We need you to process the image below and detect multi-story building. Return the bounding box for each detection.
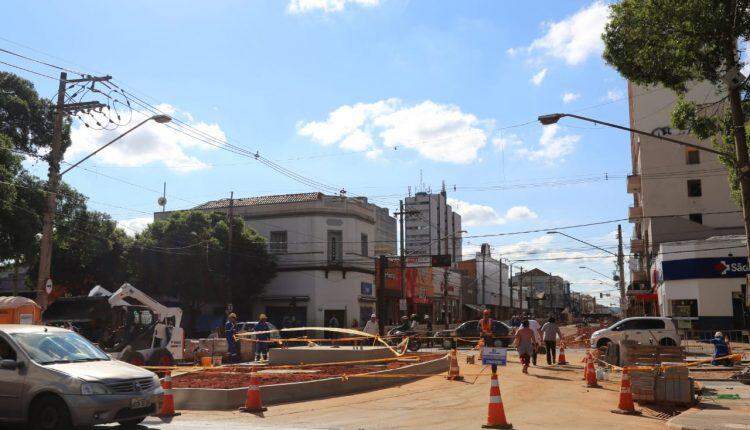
[455,244,509,318]
[155,192,396,328]
[510,268,570,318]
[626,82,744,315]
[404,189,462,261]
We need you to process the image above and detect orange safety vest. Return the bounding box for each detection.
[480,318,493,335]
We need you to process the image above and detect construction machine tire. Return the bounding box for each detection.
[120,347,146,366]
[147,348,174,366]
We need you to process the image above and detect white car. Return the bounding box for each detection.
[590,317,680,349]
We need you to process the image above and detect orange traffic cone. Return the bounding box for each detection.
[611,367,640,415]
[558,343,568,365]
[239,372,267,413]
[585,351,601,388]
[447,348,464,381]
[158,372,180,417]
[582,352,588,380]
[482,371,512,429]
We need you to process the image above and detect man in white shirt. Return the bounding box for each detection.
[527,317,542,366]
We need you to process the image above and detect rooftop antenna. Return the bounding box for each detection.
[418,169,424,193]
[407,185,412,197]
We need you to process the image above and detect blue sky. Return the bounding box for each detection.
[2,0,631,305]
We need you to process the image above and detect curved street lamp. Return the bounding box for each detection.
[61,114,172,175]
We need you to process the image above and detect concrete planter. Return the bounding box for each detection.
[173,353,449,410]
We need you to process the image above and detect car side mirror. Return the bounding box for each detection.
[0,359,20,370]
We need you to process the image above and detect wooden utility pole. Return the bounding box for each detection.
[226,191,235,313]
[35,72,109,309]
[617,224,626,313]
[399,200,406,316]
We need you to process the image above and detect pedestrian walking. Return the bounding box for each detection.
[328,314,340,344]
[514,320,537,374]
[526,317,542,366]
[363,313,379,345]
[253,314,271,362]
[540,317,563,365]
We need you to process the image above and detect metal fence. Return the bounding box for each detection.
[678,329,749,356]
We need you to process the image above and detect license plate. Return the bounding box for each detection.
[131,398,148,409]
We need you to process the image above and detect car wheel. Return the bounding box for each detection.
[121,348,146,366]
[596,338,611,349]
[30,395,71,430]
[147,348,174,366]
[659,337,677,346]
[118,416,147,428]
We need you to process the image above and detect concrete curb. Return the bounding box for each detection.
[173,353,449,410]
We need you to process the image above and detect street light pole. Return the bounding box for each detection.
[36,111,171,309]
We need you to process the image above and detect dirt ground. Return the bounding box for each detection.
[159,348,671,430]
[172,353,445,388]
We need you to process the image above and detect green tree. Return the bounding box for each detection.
[128,211,276,333]
[603,0,750,249]
[0,71,70,156]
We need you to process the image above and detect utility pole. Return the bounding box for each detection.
[481,246,486,309]
[226,191,235,313]
[498,256,503,317]
[398,200,406,316]
[377,255,387,334]
[443,267,449,329]
[36,72,109,309]
[508,263,514,314]
[617,224,626,313]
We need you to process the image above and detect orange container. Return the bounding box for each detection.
[200,356,213,367]
[0,296,41,324]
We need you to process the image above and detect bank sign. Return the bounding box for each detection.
[661,257,750,281]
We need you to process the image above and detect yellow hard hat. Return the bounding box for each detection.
[259,313,267,320]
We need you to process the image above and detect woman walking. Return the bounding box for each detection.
[514,320,537,374]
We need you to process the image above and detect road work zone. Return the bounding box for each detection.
[133,348,666,430]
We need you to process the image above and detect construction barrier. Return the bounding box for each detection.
[558,342,568,365]
[610,368,640,416]
[585,351,601,388]
[239,371,267,413]
[482,371,512,429]
[446,349,464,381]
[157,372,180,418]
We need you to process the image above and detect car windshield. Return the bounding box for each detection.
[11,331,110,364]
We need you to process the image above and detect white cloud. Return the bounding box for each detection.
[505,206,538,221]
[506,47,519,57]
[298,99,490,164]
[530,68,548,86]
[448,199,537,227]
[562,92,581,103]
[287,0,379,14]
[67,105,224,172]
[117,217,152,236]
[515,124,580,163]
[493,133,523,151]
[527,1,610,66]
[604,88,624,102]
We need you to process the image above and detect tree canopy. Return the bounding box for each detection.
[603,0,750,205]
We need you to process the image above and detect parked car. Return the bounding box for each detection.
[590,316,680,349]
[434,320,513,349]
[0,324,163,430]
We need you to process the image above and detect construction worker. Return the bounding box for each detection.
[479,309,497,372]
[253,314,271,362]
[699,331,731,366]
[225,313,239,363]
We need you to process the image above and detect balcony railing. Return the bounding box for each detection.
[626,174,641,194]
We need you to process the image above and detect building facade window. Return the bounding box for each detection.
[687,179,702,197]
[360,233,369,256]
[686,149,700,165]
[688,213,703,224]
[269,231,287,254]
[671,299,698,318]
[328,230,343,264]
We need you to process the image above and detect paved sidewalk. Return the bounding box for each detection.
[667,381,750,430]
